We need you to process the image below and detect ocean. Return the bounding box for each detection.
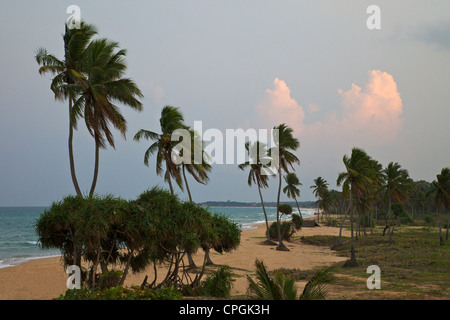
[0,206,316,269]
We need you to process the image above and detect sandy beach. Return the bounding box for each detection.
[0,221,349,300]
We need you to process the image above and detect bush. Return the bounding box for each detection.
[36,187,241,290]
[55,285,183,300]
[198,265,234,298]
[278,204,293,216]
[291,214,303,230]
[269,221,295,241]
[424,215,434,225]
[392,203,413,224]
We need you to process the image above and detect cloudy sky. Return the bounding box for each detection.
[0,1,449,206]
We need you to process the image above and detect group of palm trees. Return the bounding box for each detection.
[36,22,143,199]
[37,22,449,267]
[309,147,449,267]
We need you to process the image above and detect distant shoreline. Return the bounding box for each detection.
[200,201,317,208]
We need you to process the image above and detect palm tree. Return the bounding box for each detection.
[179,129,212,203]
[427,167,450,245]
[336,148,374,267]
[73,38,143,197]
[134,106,187,195]
[380,162,412,244]
[239,141,276,245]
[35,22,98,198]
[177,129,213,267]
[311,177,329,223]
[273,124,300,251]
[283,173,303,219]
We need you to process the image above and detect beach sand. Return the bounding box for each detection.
[0,221,350,300]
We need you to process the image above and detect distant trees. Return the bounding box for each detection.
[427,167,450,245]
[311,177,330,223]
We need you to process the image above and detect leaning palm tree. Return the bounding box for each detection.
[239,141,276,245]
[427,167,450,246]
[337,148,374,267]
[311,177,329,223]
[74,38,143,197]
[273,124,300,251]
[134,106,187,195]
[35,22,98,198]
[179,129,212,203]
[283,173,303,219]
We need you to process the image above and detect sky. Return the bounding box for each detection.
[0,1,449,206]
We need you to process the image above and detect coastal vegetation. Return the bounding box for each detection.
[34,20,449,300]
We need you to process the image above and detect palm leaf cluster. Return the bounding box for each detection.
[247,259,335,300]
[134,106,212,200]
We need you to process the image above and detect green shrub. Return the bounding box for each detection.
[291,214,303,230]
[199,266,234,298]
[392,203,413,224]
[424,215,434,224]
[55,285,183,300]
[278,204,293,216]
[269,221,295,241]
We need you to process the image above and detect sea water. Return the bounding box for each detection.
[0,206,316,268]
[0,207,59,269]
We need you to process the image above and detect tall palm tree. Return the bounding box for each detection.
[283,173,303,219]
[427,167,450,246]
[273,124,300,251]
[380,162,412,244]
[239,141,275,245]
[134,106,186,195]
[311,177,329,223]
[337,147,374,267]
[177,129,213,267]
[73,38,143,197]
[35,22,98,198]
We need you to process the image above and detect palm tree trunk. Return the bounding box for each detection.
[276,169,288,251]
[294,197,303,219]
[89,136,100,197]
[182,164,193,202]
[387,198,394,244]
[181,164,197,268]
[257,184,273,244]
[68,98,82,198]
[446,211,449,241]
[438,208,444,246]
[344,191,358,267]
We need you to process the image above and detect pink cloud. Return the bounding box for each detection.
[255,78,305,134]
[256,70,403,148]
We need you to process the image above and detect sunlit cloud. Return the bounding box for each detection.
[256,70,403,148]
[255,77,305,134]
